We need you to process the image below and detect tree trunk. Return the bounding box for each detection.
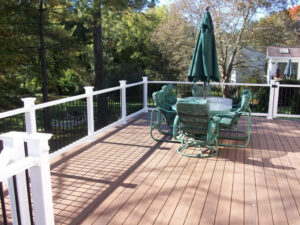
[39,0,51,132]
[93,7,107,129]
[93,11,105,90]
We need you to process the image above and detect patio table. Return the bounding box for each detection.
[172,96,233,115]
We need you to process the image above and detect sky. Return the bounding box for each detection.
[157,0,298,21]
[158,0,174,7]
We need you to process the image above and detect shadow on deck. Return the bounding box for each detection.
[2,113,300,225]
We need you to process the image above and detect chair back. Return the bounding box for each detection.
[192,85,212,97]
[192,86,204,97]
[162,84,177,105]
[206,85,213,96]
[153,90,169,110]
[152,89,176,126]
[176,99,210,135]
[237,90,252,113]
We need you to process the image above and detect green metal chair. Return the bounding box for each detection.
[173,99,219,158]
[150,84,177,142]
[217,90,252,148]
[192,85,212,97]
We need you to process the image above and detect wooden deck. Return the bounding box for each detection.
[3,113,300,224]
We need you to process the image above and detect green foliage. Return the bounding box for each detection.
[246,10,298,53]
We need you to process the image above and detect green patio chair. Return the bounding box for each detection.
[150,85,177,142]
[192,85,212,97]
[173,99,219,158]
[217,90,252,148]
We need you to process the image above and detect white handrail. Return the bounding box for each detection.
[34,94,87,110]
[0,108,27,119]
[126,81,143,88]
[0,156,39,182]
[278,84,300,88]
[148,80,270,87]
[93,86,121,96]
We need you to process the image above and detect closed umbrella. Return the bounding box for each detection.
[188,8,220,98]
[284,59,294,79]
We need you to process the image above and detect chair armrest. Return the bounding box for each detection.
[212,116,221,122]
[207,118,219,143]
[173,115,179,139]
[214,111,238,119]
[157,107,176,114]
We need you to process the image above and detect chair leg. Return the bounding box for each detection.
[150,110,179,143]
[218,114,251,148]
[177,140,218,158]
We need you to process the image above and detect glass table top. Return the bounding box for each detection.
[173,96,233,114]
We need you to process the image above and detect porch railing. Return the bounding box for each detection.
[1,77,300,157]
[0,132,54,225]
[1,77,300,224]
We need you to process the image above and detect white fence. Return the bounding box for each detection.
[1,77,300,157]
[0,132,54,225]
[1,77,300,224]
[148,80,300,119]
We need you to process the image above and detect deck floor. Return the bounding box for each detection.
[2,113,300,225]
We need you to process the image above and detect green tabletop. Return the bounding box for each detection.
[173,96,232,115]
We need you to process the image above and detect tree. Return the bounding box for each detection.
[76,0,158,90]
[174,0,298,94]
[151,5,195,80]
[246,10,299,53]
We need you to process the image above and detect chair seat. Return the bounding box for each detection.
[173,100,219,158]
[219,117,233,128]
[217,89,252,148]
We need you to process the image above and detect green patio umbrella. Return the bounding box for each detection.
[188,8,220,99]
[284,59,294,79]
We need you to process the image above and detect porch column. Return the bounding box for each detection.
[297,61,300,80]
[267,59,277,84]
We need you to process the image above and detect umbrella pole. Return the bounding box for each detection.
[204,82,207,99]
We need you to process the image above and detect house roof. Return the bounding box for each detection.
[267,46,300,58]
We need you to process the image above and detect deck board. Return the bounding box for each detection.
[2,113,300,225]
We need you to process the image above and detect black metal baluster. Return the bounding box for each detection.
[24,143,34,225]
[0,182,8,225]
[12,176,21,225]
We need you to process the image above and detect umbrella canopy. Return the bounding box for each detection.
[188,9,220,83]
[284,59,294,79]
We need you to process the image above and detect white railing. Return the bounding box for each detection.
[0,77,148,158]
[1,77,300,158]
[1,77,300,224]
[148,80,300,119]
[0,131,54,225]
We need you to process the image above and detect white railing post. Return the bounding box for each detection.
[267,80,275,119]
[143,77,148,112]
[119,80,127,124]
[25,133,54,225]
[22,97,37,134]
[84,86,95,141]
[273,82,280,118]
[1,132,31,225]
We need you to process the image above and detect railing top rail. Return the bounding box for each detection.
[126,81,143,88]
[93,86,121,96]
[148,80,271,87]
[0,156,39,182]
[35,94,87,110]
[278,84,300,88]
[0,108,27,119]
[148,81,192,84]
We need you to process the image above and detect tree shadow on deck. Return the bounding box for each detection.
[49,113,170,225]
[217,117,297,171]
